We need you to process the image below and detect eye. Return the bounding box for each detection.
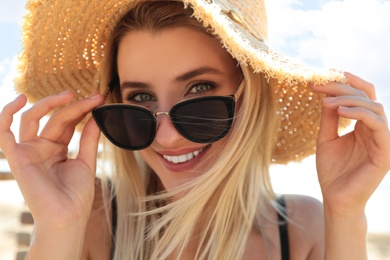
[126,92,156,103]
[188,82,215,94]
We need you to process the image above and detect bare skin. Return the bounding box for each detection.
[0,28,388,259]
[81,192,324,260]
[313,72,390,259]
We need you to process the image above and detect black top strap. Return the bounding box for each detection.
[276,196,290,260]
[110,195,117,259]
[110,194,290,259]
[109,180,117,260]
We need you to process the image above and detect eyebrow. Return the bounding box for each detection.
[120,81,148,90]
[120,66,223,90]
[175,66,223,82]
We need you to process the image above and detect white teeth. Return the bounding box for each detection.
[186,153,194,161]
[163,148,204,164]
[171,156,180,164]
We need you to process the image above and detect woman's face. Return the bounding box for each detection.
[117,27,241,190]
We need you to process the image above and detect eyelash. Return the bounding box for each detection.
[188,81,217,95]
[124,81,218,103]
[125,92,155,103]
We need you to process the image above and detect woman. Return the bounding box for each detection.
[0,0,389,259]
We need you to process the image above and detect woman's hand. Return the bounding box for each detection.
[312,72,390,259]
[0,91,104,259]
[313,72,390,215]
[0,91,104,228]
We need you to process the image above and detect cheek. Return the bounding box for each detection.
[137,148,164,174]
[138,149,154,164]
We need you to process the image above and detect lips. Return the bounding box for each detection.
[162,148,204,164]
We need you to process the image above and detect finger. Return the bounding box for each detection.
[0,95,27,153]
[323,96,385,116]
[338,105,390,168]
[311,82,369,100]
[337,106,387,132]
[77,116,101,174]
[344,72,377,100]
[19,91,74,142]
[39,93,104,144]
[317,96,340,145]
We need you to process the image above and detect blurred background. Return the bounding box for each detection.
[1,0,389,259]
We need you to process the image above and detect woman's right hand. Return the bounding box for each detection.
[0,91,104,229]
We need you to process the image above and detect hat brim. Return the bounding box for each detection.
[15,0,349,163]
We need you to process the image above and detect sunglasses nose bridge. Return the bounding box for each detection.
[153,111,173,126]
[154,111,170,118]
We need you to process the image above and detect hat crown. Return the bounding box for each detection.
[17,0,346,163]
[211,0,268,40]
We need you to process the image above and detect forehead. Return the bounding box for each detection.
[116,27,237,81]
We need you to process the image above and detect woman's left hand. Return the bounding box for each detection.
[312,72,390,216]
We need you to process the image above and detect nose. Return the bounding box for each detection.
[154,113,184,148]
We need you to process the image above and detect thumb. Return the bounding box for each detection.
[77,116,101,174]
[317,98,340,146]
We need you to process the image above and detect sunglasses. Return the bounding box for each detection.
[92,80,245,150]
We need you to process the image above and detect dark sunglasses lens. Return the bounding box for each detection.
[172,97,235,143]
[92,106,155,150]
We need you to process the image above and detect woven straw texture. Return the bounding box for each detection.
[14,0,348,163]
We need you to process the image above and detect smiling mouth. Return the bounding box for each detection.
[163,148,205,164]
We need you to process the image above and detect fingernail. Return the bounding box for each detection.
[309,83,325,88]
[58,90,71,95]
[88,94,101,100]
[323,97,337,103]
[338,106,349,111]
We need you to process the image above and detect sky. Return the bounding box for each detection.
[0,0,390,233]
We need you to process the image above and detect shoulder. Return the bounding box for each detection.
[284,194,325,259]
[284,194,323,220]
[81,179,113,260]
[284,194,324,233]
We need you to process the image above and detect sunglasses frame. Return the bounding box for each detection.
[93,79,245,150]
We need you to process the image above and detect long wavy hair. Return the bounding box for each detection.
[98,1,280,259]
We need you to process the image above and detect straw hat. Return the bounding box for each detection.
[15,0,348,163]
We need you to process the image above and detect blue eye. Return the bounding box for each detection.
[127,92,156,102]
[188,82,215,94]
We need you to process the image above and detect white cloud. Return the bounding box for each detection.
[0,56,18,107]
[0,0,25,23]
[309,0,390,77]
[266,0,390,107]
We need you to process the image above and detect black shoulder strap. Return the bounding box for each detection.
[109,179,117,260]
[276,196,290,260]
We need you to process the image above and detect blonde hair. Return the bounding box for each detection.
[98,1,280,259]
